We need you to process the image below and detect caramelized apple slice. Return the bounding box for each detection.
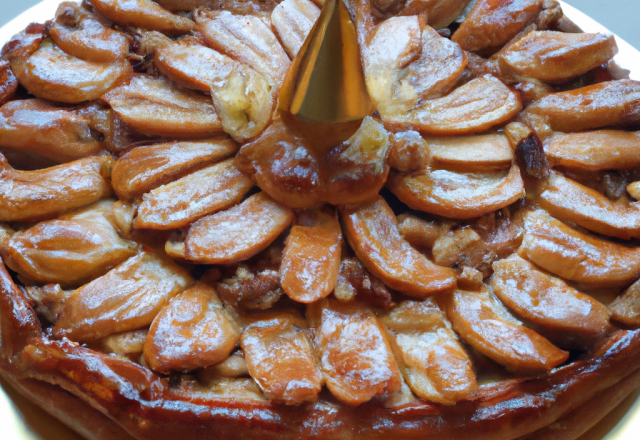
[54,251,194,343]
[144,283,240,374]
[280,208,342,303]
[410,0,472,30]
[380,299,478,405]
[307,298,402,406]
[0,60,18,105]
[497,32,617,83]
[272,0,320,58]
[452,0,544,54]
[237,118,325,209]
[150,34,275,142]
[0,99,103,163]
[196,11,290,86]
[387,163,525,219]
[241,311,323,404]
[386,75,522,135]
[545,130,640,171]
[427,134,514,171]
[522,80,640,132]
[444,288,569,374]
[325,117,391,205]
[3,200,138,287]
[49,2,129,62]
[610,279,640,327]
[103,75,222,138]
[0,154,113,223]
[491,255,612,348]
[539,171,640,240]
[340,196,456,297]
[10,38,132,104]
[112,139,238,200]
[88,0,195,35]
[365,17,467,117]
[135,159,254,230]
[183,192,294,265]
[519,211,640,287]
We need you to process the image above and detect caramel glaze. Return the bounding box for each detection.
[2,260,640,440]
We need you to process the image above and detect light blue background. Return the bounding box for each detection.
[0,0,639,49]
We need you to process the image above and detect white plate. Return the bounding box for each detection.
[0,1,639,439]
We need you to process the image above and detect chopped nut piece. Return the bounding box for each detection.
[272,0,321,58]
[433,227,496,276]
[387,163,525,219]
[522,80,640,133]
[54,251,194,343]
[281,208,342,303]
[307,298,402,406]
[539,171,640,240]
[103,75,222,138]
[491,254,612,348]
[217,266,283,311]
[112,200,137,238]
[452,0,544,54]
[144,283,240,373]
[387,75,522,135]
[4,200,138,288]
[628,182,640,201]
[0,154,114,223]
[397,213,443,250]
[381,299,478,405]
[443,288,569,374]
[519,211,640,287]
[90,329,148,361]
[198,352,249,382]
[89,0,195,35]
[387,131,429,173]
[610,279,640,327]
[242,311,323,404]
[497,31,618,83]
[10,38,132,104]
[545,131,640,171]
[0,99,104,163]
[135,159,254,230]
[341,196,457,298]
[184,192,294,265]
[365,17,467,117]
[457,267,484,291]
[196,10,290,86]
[336,257,395,309]
[23,284,72,324]
[50,2,129,62]
[427,134,514,172]
[112,139,237,200]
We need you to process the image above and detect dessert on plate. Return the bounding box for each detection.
[0,0,640,439]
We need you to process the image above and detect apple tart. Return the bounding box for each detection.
[1,0,640,439]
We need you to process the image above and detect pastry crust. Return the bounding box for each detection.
[2,261,640,439]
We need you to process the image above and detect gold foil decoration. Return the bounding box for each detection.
[279,0,374,151]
